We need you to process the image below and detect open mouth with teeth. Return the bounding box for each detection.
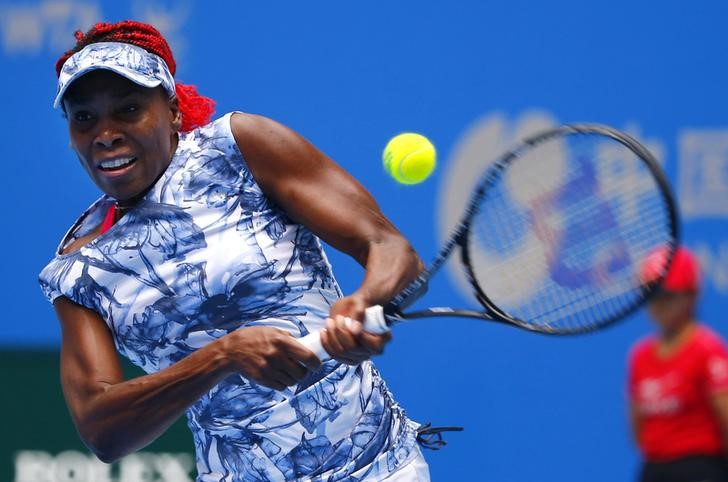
[98,157,137,172]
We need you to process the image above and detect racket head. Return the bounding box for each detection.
[458,124,678,334]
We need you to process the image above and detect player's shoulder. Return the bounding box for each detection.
[692,324,728,351]
[228,112,306,164]
[628,335,657,363]
[229,111,279,135]
[195,111,246,136]
[229,112,276,146]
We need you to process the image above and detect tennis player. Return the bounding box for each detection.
[39,20,430,481]
[628,246,728,482]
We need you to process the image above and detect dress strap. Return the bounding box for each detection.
[99,203,118,234]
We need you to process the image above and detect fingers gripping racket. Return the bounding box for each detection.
[299,124,679,360]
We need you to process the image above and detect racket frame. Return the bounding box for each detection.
[382,124,680,335]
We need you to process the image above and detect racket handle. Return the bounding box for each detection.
[297,330,329,361]
[361,305,391,334]
[297,305,391,361]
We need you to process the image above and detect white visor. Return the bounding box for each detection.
[54,41,176,109]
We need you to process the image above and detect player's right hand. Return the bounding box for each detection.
[222,326,321,390]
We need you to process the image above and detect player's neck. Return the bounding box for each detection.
[657,321,696,357]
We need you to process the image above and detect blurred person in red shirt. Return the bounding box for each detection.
[628,246,728,482]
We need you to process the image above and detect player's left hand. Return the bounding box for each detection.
[320,294,392,365]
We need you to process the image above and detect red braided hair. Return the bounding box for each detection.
[55,20,215,132]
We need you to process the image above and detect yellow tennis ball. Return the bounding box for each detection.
[382,133,437,184]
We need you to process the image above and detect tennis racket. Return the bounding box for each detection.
[299,124,679,360]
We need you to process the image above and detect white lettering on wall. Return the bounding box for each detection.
[13,450,194,482]
[0,1,101,54]
[694,241,728,294]
[0,1,189,56]
[678,129,728,218]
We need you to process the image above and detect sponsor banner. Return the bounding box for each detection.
[1,350,195,481]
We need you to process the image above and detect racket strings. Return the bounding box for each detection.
[541,207,668,327]
[536,212,664,327]
[466,133,673,332]
[512,195,668,330]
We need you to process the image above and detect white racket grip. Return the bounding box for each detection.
[297,305,391,361]
[362,305,390,334]
[297,330,329,361]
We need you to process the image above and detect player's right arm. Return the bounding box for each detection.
[709,392,728,450]
[628,402,642,445]
[626,346,643,447]
[703,338,728,448]
[54,296,320,463]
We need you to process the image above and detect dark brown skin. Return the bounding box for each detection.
[56,70,422,462]
[63,71,181,204]
[629,290,728,452]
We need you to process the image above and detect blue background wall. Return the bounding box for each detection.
[2,1,728,480]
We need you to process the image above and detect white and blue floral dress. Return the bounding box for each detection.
[39,113,423,482]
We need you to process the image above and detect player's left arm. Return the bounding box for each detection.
[628,402,642,446]
[626,350,643,446]
[704,338,728,448]
[230,113,423,364]
[710,392,728,451]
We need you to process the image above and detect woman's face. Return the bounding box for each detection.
[647,290,697,334]
[62,70,181,202]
